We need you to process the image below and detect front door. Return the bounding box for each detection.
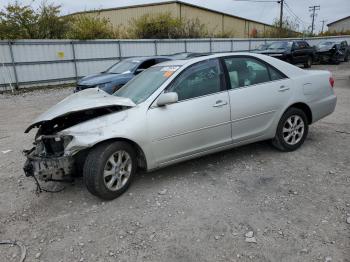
[147,59,231,166]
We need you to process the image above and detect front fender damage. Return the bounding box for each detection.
[23,102,131,183]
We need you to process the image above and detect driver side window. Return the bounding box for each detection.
[167,59,222,101]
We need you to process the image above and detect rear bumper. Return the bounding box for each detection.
[23,149,75,181]
[310,94,337,123]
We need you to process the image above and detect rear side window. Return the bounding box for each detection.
[224,57,270,88]
[168,59,222,101]
[224,57,286,88]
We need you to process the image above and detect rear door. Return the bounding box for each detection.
[222,56,291,142]
[147,59,231,165]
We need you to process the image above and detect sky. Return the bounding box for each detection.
[1,0,350,33]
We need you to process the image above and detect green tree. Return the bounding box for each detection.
[37,2,70,39]
[129,12,208,39]
[0,1,69,39]
[0,1,39,39]
[66,15,118,40]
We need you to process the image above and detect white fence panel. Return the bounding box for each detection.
[157,41,185,55]
[16,62,75,82]
[212,40,232,52]
[12,43,73,62]
[1,35,349,89]
[232,40,249,51]
[0,44,12,63]
[0,65,15,85]
[120,41,155,57]
[75,42,120,59]
[186,40,210,53]
[77,60,118,77]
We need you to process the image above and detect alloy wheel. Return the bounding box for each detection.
[103,150,132,191]
[282,115,305,145]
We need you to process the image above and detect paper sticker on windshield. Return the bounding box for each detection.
[163,71,174,78]
[161,66,179,72]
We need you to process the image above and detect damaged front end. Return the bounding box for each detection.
[23,88,136,183]
[23,135,75,181]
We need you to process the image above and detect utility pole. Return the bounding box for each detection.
[320,19,327,33]
[279,0,284,30]
[309,5,320,35]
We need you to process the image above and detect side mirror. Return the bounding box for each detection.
[156,92,178,107]
[135,68,145,75]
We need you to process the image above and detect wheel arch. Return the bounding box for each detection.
[84,137,148,170]
[286,102,313,124]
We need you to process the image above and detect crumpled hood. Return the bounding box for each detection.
[78,72,132,86]
[25,88,136,133]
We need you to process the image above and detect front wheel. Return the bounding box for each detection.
[83,141,137,200]
[304,56,312,68]
[272,108,309,152]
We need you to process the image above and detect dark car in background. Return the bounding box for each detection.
[254,40,315,68]
[75,56,171,94]
[252,43,269,51]
[315,41,349,64]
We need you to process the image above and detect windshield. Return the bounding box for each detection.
[114,65,180,104]
[106,60,139,74]
[317,42,335,47]
[268,42,292,50]
[256,44,268,50]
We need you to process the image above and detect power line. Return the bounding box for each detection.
[309,5,320,35]
[283,1,307,26]
[232,0,283,30]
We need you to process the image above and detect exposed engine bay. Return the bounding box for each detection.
[24,105,128,182]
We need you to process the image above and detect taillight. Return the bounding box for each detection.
[329,76,335,88]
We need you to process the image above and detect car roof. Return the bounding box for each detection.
[124,56,172,62]
[154,52,305,78]
[155,52,260,67]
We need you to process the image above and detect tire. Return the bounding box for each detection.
[272,108,309,152]
[304,56,312,68]
[83,141,137,200]
[345,53,349,62]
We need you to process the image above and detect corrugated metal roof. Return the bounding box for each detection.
[66,0,272,27]
[327,16,350,26]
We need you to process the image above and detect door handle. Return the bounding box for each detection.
[213,100,228,107]
[279,85,290,92]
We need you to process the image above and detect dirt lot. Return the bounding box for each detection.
[0,63,349,262]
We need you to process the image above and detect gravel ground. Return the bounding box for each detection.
[0,63,349,262]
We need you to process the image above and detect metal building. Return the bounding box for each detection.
[327,16,350,33]
[69,0,273,38]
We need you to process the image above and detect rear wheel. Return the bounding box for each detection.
[272,108,309,152]
[83,141,137,200]
[304,56,312,68]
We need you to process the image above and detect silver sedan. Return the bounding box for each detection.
[24,53,337,200]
